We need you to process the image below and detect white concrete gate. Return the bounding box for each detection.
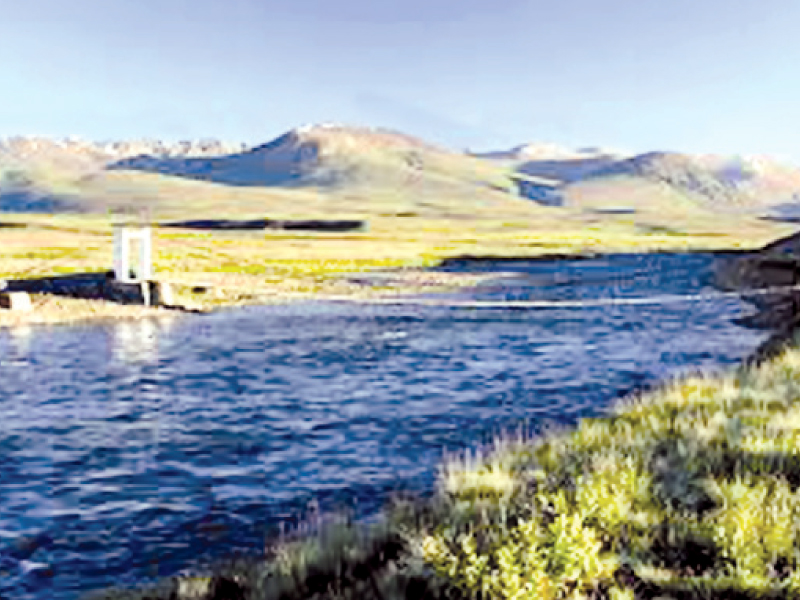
[113,224,153,283]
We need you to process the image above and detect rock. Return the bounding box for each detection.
[170,575,246,600]
[0,291,32,311]
[712,235,800,335]
[734,302,799,329]
[155,281,175,307]
[713,254,799,293]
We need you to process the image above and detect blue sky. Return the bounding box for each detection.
[1,0,799,159]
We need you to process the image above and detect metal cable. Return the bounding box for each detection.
[319,282,800,309]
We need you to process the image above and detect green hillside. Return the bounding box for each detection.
[5,126,800,224]
[0,126,532,219]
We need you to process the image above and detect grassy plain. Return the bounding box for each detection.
[0,202,794,328]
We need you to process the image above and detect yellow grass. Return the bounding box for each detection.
[0,207,794,327]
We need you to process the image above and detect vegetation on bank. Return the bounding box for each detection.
[0,210,793,324]
[80,330,800,600]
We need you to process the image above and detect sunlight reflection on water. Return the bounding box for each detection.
[0,253,770,600]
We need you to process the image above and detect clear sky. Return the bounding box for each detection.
[1,0,799,159]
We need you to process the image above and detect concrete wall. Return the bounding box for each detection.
[4,272,174,307]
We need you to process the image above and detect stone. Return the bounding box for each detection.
[153,281,175,307]
[0,291,32,312]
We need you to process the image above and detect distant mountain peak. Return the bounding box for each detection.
[294,122,346,133]
[0,136,249,159]
[278,123,447,156]
[472,142,632,162]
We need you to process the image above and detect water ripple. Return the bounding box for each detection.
[0,253,769,600]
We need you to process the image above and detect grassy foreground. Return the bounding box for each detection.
[81,331,800,600]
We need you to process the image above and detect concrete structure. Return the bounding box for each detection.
[104,279,174,307]
[110,224,176,307]
[113,224,153,283]
[3,222,178,310]
[155,280,175,306]
[3,272,176,309]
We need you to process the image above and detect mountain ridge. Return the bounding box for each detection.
[2,124,800,217]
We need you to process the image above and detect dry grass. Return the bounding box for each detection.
[0,207,793,327]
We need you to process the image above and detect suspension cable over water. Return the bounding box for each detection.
[317,282,800,309]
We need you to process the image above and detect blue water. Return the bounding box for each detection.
[0,253,766,599]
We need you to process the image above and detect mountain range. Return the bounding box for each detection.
[2,124,800,219]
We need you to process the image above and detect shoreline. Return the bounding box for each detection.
[435,247,754,266]
[0,269,501,330]
[0,248,757,330]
